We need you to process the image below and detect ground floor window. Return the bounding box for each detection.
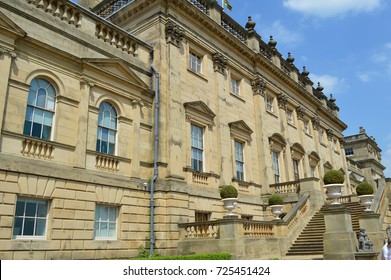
[13,198,48,239]
[94,205,118,240]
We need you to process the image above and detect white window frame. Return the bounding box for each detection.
[231,77,240,96]
[94,205,118,240]
[189,51,202,74]
[13,198,49,240]
[272,151,280,184]
[191,124,204,172]
[287,109,293,124]
[266,96,274,112]
[23,78,56,141]
[234,140,245,181]
[96,102,118,155]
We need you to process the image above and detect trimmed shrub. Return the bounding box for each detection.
[219,185,238,199]
[268,193,284,205]
[323,169,345,185]
[356,182,374,196]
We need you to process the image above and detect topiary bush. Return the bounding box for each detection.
[323,169,345,185]
[219,185,238,199]
[356,182,374,196]
[268,193,284,205]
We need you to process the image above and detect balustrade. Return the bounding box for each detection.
[96,154,119,171]
[21,138,54,159]
[27,0,82,28]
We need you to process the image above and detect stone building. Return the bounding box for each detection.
[344,127,385,190]
[0,0,389,260]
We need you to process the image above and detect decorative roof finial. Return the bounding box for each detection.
[268,35,277,49]
[245,16,256,31]
[302,66,309,77]
[286,52,295,64]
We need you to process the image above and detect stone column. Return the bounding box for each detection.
[322,205,357,259]
[359,212,384,259]
[0,48,16,150]
[73,80,93,168]
[165,20,185,181]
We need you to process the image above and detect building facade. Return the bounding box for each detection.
[0,0,388,260]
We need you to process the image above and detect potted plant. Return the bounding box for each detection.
[219,185,238,217]
[356,182,374,212]
[323,169,345,205]
[268,193,284,220]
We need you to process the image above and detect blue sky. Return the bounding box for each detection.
[73,0,391,177]
[222,0,391,177]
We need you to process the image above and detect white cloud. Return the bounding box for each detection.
[260,20,303,47]
[283,0,382,18]
[309,73,348,95]
[356,71,378,82]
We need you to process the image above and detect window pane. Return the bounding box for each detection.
[33,108,44,124]
[13,218,23,236]
[108,208,116,221]
[42,126,51,140]
[43,112,53,126]
[36,89,47,108]
[25,201,37,217]
[108,143,115,155]
[23,121,32,136]
[35,219,46,235]
[37,203,48,217]
[25,106,33,121]
[15,201,25,216]
[32,122,42,138]
[27,91,36,106]
[23,218,35,235]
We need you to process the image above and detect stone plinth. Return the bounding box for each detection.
[359,212,383,259]
[322,205,357,260]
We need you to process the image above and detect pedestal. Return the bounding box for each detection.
[322,205,357,260]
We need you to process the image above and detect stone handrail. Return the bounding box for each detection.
[96,153,119,171]
[221,12,247,43]
[26,0,82,28]
[270,180,300,194]
[22,138,54,159]
[179,221,220,239]
[188,0,210,15]
[242,221,274,237]
[95,23,139,55]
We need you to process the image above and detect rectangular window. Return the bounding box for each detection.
[235,141,244,181]
[191,124,204,172]
[195,211,211,222]
[310,166,316,177]
[293,159,300,181]
[304,120,310,134]
[266,97,274,112]
[231,77,240,95]
[189,51,202,73]
[319,129,324,143]
[272,151,280,184]
[287,110,293,124]
[345,147,354,156]
[94,205,117,240]
[13,198,48,239]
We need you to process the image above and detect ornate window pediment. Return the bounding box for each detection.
[308,151,320,167]
[184,101,215,129]
[269,133,286,152]
[291,143,305,160]
[229,120,253,142]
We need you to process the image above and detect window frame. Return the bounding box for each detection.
[94,205,118,240]
[234,140,245,181]
[272,151,280,184]
[189,51,202,74]
[23,78,56,141]
[96,101,118,155]
[13,198,49,240]
[191,123,204,172]
[345,147,354,156]
[231,76,241,96]
[266,96,274,112]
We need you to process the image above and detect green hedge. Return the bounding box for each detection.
[135,253,231,260]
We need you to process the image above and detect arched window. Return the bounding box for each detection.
[23,78,56,140]
[96,102,117,155]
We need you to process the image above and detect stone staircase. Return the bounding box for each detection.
[285,202,366,257]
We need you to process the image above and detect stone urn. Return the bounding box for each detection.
[358,195,374,212]
[270,204,284,220]
[221,198,238,217]
[323,183,344,205]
